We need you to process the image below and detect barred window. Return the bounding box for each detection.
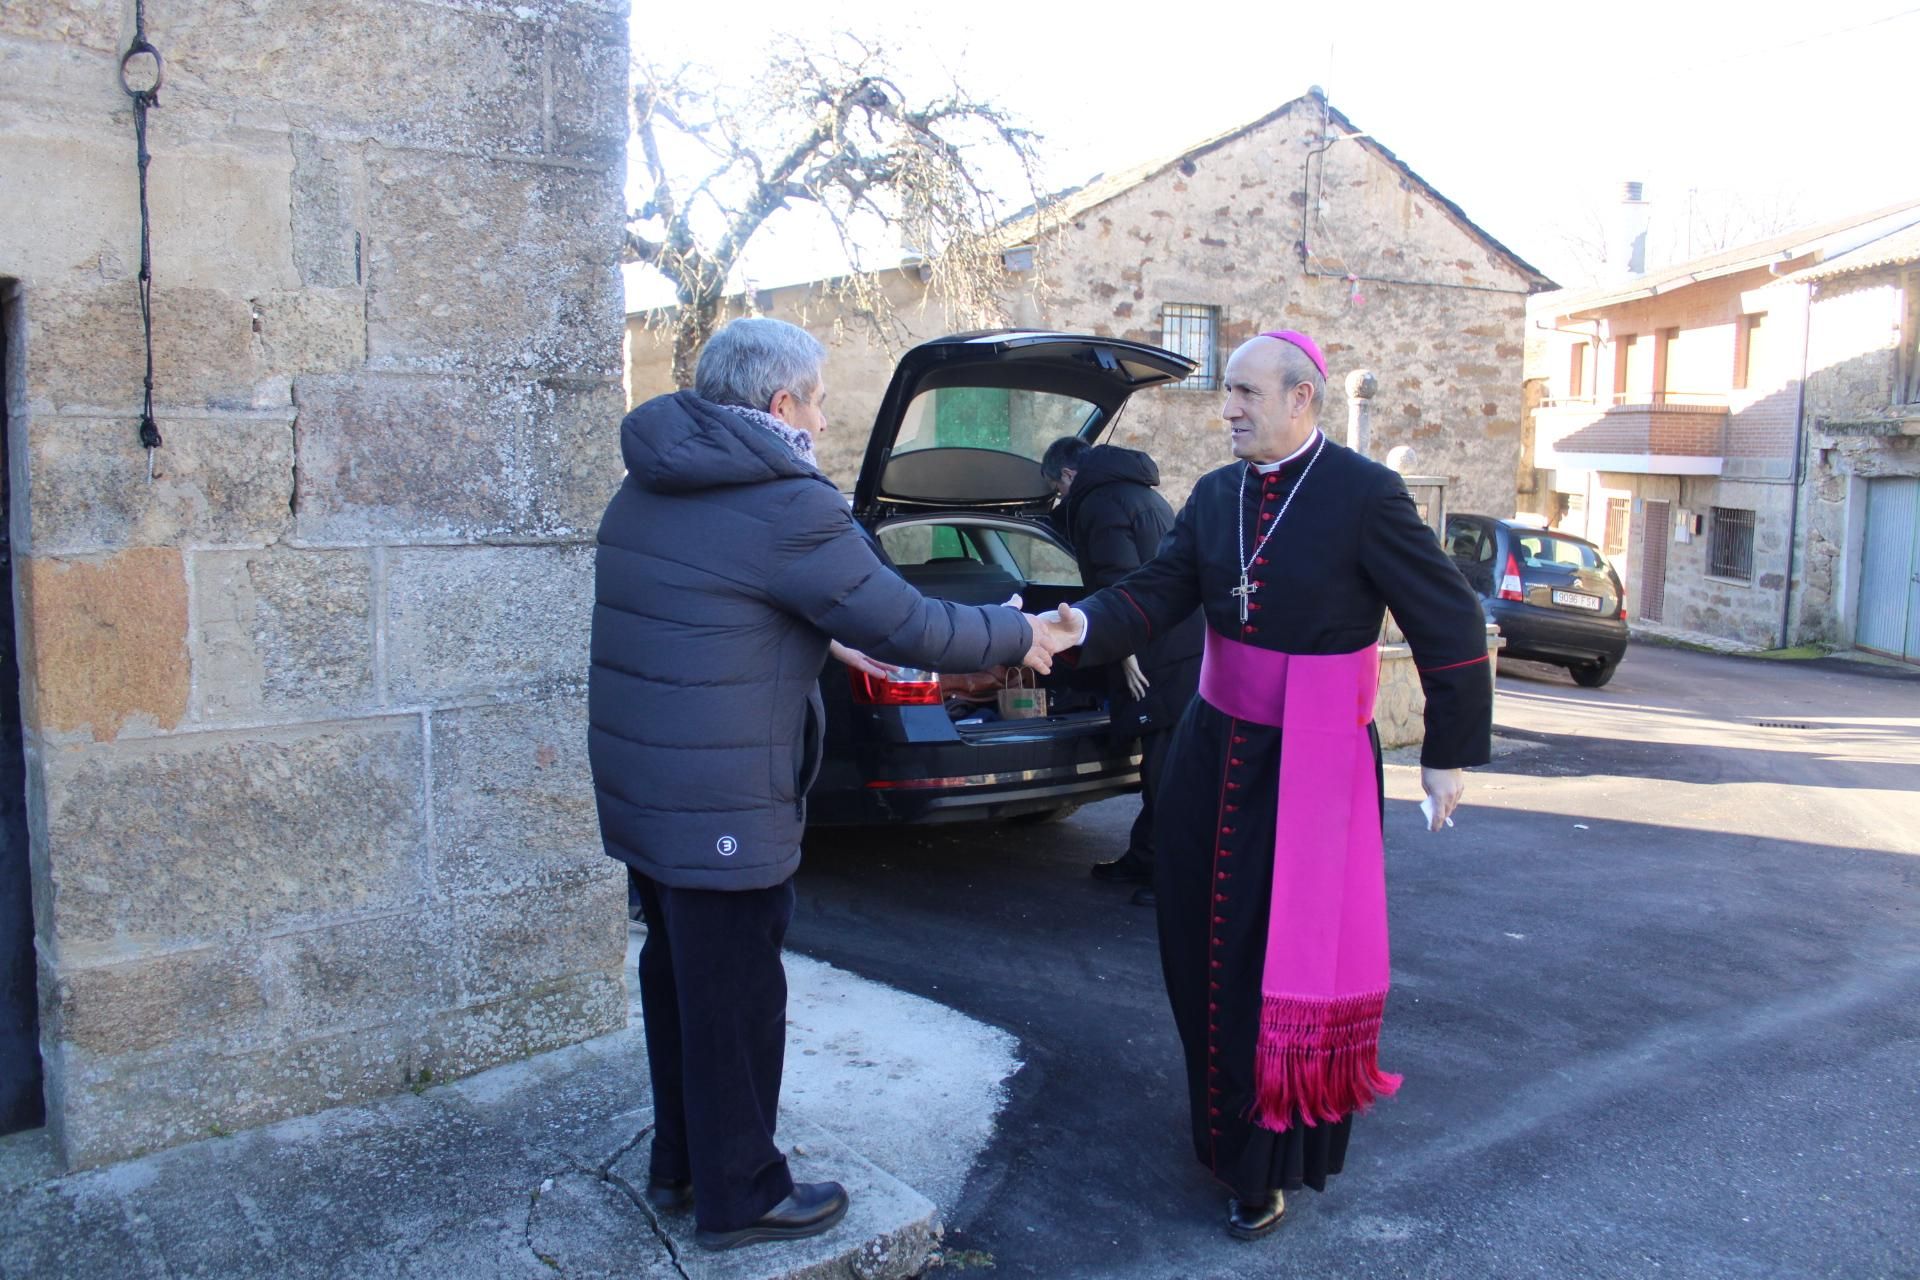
[1160,303,1219,389]
[1708,507,1755,582]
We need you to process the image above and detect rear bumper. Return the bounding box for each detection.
[809,710,1142,825]
[1489,602,1628,666]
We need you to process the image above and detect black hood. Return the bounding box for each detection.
[1071,444,1160,494]
[620,390,817,494]
[1063,445,1160,527]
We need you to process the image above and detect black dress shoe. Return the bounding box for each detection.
[643,1175,692,1213]
[1227,1190,1286,1240]
[1130,886,1157,907]
[694,1181,850,1252]
[1091,853,1151,883]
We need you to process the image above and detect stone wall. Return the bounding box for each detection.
[628,96,1543,518]
[1794,267,1920,647]
[2,0,630,1167]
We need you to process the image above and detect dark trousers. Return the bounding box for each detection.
[629,869,797,1233]
[1125,726,1174,869]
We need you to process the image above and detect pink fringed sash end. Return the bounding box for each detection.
[1252,991,1402,1131]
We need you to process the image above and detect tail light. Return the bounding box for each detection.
[1498,552,1525,602]
[848,667,942,706]
[1617,582,1628,621]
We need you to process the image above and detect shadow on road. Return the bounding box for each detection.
[789,795,1920,1279]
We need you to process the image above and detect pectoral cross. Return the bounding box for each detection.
[1232,573,1259,623]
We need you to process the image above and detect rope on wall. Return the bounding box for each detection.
[119,0,165,482]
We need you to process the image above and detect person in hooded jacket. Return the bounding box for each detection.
[1041,436,1203,907]
[591,318,1072,1252]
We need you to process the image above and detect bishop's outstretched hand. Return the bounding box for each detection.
[1021,603,1086,674]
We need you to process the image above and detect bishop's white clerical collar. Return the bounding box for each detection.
[1252,430,1322,474]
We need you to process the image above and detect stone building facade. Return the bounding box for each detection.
[1527,202,1920,655]
[627,93,1554,518]
[1,0,631,1166]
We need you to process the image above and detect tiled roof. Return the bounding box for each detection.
[1787,218,1920,281]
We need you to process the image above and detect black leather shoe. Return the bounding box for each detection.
[643,1175,692,1213]
[1130,886,1157,907]
[1091,853,1151,883]
[694,1181,850,1252]
[1227,1190,1286,1240]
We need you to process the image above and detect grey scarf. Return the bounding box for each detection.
[724,404,819,471]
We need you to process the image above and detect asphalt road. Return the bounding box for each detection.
[787,644,1920,1279]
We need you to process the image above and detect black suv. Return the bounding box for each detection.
[806,331,1195,825]
[1443,515,1629,688]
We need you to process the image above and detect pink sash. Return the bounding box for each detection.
[1198,629,1401,1131]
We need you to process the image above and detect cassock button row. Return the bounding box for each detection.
[1229,757,1244,767]
[1225,803,1239,812]
[1243,625,1256,635]
[1232,735,1247,745]
[1256,557,1268,566]
[1249,602,1262,611]
[1226,782,1242,791]
[1215,894,1227,903]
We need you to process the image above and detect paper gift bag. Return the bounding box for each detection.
[996,668,1048,719]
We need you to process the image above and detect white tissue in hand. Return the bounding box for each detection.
[1420,795,1455,829]
[1002,593,1024,610]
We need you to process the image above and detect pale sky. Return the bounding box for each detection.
[623,0,1917,309]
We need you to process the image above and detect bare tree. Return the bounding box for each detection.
[626,38,1046,387]
[1669,185,1804,259]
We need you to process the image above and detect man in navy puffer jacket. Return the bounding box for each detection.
[589,317,1069,1252]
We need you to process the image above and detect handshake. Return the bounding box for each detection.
[1020,603,1085,675]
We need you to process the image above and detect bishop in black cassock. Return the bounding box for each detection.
[1059,331,1492,1240]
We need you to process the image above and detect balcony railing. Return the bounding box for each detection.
[1534,393,1730,474]
[1542,390,1730,410]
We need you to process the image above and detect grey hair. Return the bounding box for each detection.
[694,317,826,412]
[1271,342,1326,420]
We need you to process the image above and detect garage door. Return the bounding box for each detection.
[1858,477,1920,662]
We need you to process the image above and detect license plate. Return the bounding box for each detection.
[1551,589,1602,610]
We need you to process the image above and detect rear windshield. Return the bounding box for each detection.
[878,521,1082,603]
[892,387,1098,461]
[1511,531,1605,571]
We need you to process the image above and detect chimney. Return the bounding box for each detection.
[1617,180,1650,278]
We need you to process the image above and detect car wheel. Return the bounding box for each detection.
[1008,803,1081,825]
[1570,658,1617,688]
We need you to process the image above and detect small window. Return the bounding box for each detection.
[1161,304,1219,390]
[1708,507,1755,582]
[1901,273,1919,405]
[1734,313,1765,391]
[1568,342,1587,400]
[1613,333,1636,398]
[1602,496,1630,557]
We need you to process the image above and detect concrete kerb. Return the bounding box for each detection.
[0,923,1021,1280]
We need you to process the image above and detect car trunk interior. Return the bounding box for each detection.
[890,549,1110,727]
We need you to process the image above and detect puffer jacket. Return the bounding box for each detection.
[1060,445,1203,737]
[589,391,1033,890]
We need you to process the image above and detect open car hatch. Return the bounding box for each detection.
[851,331,1195,518]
